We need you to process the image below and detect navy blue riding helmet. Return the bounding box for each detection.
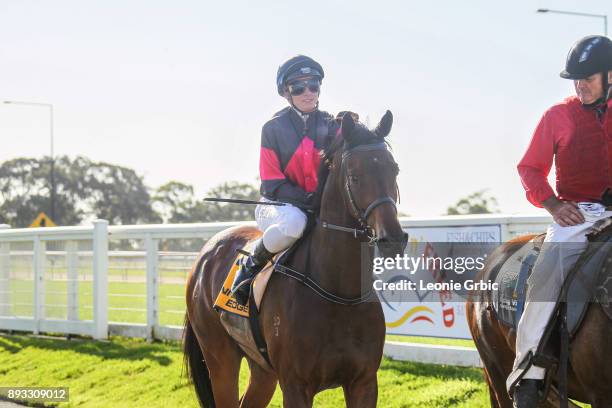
[560,35,612,80]
[276,55,324,96]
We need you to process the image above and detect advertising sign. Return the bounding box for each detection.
[381,224,501,339]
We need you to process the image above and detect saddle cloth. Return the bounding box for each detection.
[493,225,612,337]
[213,241,286,317]
[211,242,291,368]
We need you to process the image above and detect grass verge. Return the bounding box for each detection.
[0,334,489,407]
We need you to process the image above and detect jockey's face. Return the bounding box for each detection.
[574,73,604,104]
[285,75,320,113]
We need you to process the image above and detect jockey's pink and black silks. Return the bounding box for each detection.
[259,107,339,205]
[517,96,612,207]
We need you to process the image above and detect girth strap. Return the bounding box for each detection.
[247,284,273,367]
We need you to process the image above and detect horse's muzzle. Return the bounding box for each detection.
[376,232,408,258]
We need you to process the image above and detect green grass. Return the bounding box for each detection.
[385,334,476,348]
[0,334,490,407]
[7,279,185,326]
[7,279,478,349]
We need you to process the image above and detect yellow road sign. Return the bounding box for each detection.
[30,212,56,228]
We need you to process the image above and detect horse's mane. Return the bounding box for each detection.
[312,123,389,213]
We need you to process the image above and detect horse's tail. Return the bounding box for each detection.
[183,314,215,408]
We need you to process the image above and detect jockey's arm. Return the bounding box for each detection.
[518,106,571,206]
[518,105,584,226]
[259,144,311,208]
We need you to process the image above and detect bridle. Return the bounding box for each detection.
[320,142,398,244]
[274,142,401,306]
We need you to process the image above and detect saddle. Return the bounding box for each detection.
[212,215,317,368]
[212,242,288,368]
[492,217,612,336]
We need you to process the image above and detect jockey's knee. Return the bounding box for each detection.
[278,209,307,239]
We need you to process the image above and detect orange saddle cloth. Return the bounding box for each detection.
[213,242,280,317]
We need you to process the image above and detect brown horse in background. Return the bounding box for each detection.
[183,111,407,407]
[467,234,612,408]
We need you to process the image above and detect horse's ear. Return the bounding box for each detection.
[341,111,356,142]
[374,110,393,138]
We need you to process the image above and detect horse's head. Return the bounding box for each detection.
[320,110,407,257]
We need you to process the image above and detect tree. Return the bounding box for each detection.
[198,181,260,222]
[446,189,499,215]
[152,180,260,223]
[0,157,84,227]
[151,180,259,251]
[0,156,159,226]
[0,155,259,227]
[81,159,160,225]
[152,181,198,223]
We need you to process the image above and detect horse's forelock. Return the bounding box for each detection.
[312,123,391,213]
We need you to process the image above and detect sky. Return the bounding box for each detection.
[1,0,611,219]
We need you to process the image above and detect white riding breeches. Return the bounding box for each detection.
[255,198,308,253]
[509,202,612,386]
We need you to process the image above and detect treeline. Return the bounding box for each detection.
[0,156,259,227]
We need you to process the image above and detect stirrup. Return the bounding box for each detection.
[232,279,252,307]
[230,256,262,305]
[230,261,253,293]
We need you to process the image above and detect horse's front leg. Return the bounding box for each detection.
[280,383,315,408]
[343,374,378,408]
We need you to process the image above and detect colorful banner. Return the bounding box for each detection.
[382,224,501,339]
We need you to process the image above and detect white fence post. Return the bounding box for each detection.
[0,225,11,316]
[145,235,159,341]
[33,236,46,334]
[66,241,79,321]
[92,220,108,340]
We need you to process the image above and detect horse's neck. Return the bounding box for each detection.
[306,174,372,297]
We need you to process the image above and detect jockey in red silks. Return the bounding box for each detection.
[509,35,612,407]
[230,55,340,306]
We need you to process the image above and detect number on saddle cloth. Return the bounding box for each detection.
[492,242,541,329]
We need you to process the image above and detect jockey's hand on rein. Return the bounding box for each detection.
[301,192,317,211]
[543,196,585,227]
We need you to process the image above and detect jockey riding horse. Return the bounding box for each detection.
[510,35,612,407]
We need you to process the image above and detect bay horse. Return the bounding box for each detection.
[467,233,612,407]
[184,111,407,407]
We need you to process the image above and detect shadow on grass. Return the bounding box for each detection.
[0,336,23,354]
[0,334,174,366]
[381,357,484,382]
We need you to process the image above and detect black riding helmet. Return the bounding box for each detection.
[560,35,612,80]
[276,55,324,96]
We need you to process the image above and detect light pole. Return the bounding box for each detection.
[537,8,608,36]
[3,101,56,221]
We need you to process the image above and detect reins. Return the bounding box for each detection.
[273,141,398,306]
